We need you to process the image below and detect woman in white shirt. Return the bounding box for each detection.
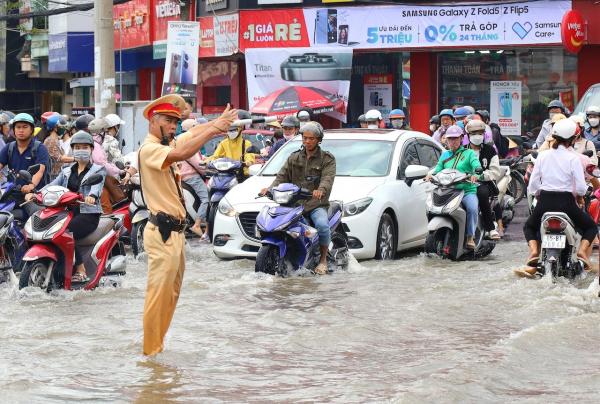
[523,119,597,270]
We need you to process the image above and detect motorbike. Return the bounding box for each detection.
[499,154,526,204]
[126,173,149,258]
[254,183,349,276]
[423,167,496,260]
[17,170,127,292]
[494,163,516,227]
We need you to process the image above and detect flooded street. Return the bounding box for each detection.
[2,204,600,403]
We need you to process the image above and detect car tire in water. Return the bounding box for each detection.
[207,203,217,243]
[375,213,396,260]
[19,258,54,292]
[131,220,147,258]
[255,244,284,276]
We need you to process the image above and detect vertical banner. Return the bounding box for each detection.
[490,81,522,137]
[364,75,392,123]
[162,21,200,98]
[198,13,239,58]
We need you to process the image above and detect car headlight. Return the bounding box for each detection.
[436,172,455,186]
[442,195,462,213]
[218,199,236,217]
[344,198,372,216]
[225,177,238,188]
[273,190,293,204]
[24,218,32,238]
[44,218,67,239]
[42,192,60,207]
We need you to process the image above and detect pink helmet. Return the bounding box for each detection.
[445,125,464,138]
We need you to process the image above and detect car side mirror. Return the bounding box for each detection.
[248,164,262,176]
[28,164,40,176]
[19,170,33,184]
[404,165,429,187]
[80,173,104,187]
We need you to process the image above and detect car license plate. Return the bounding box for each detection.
[542,235,566,248]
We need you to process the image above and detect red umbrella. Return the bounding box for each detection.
[250,86,345,118]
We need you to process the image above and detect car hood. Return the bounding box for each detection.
[224,175,387,211]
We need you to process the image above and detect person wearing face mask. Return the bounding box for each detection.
[534,100,565,148]
[583,106,600,154]
[364,109,383,129]
[453,107,470,132]
[426,125,482,250]
[105,113,125,139]
[466,120,501,240]
[432,109,455,145]
[358,114,367,128]
[26,131,106,283]
[265,116,299,161]
[43,114,69,180]
[569,115,598,166]
[204,109,256,178]
[389,109,411,130]
[88,117,122,166]
[429,115,440,135]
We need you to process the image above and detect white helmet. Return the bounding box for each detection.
[552,119,579,140]
[365,109,382,122]
[181,118,198,132]
[568,115,585,127]
[465,119,486,134]
[105,113,125,128]
[464,106,475,115]
[296,110,311,122]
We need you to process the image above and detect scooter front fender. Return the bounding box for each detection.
[23,244,58,261]
[132,209,149,224]
[428,216,453,232]
[210,191,226,203]
[261,237,287,258]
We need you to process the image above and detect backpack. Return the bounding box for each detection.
[490,123,509,158]
[8,140,51,186]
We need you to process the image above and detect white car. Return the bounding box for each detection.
[212,129,444,260]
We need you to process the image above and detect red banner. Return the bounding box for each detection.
[113,0,151,49]
[152,0,181,44]
[199,17,215,58]
[239,9,309,51]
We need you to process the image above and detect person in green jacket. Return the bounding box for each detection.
[426,125,482,249]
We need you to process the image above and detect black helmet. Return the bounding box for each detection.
[429,115,440,125]
[358,114,366,123]
[299,121,324,138]
[70,131,95,148]
[547,100,565,113]
[237,109,251,120]
[297,106,315,122]
[75,114,95,131]
[476,109,490,122]
[281,115,300,128]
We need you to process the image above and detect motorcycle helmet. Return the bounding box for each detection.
[105,113,125,128]
[237,109,251,121]
[547,99,565,113]
[75,114,95,131]
[550,113,566,124]
[41,111,58,124]
[465,119,486,134]
[429,115,441,125]
[439,109,454,119]
[298,121,324,138]
[365,109,383,122]
[11,113,35,130]
[46,114,67,131]
[181,118,198,132]
[569,115,585,127]
[88,117,111,134]
[444,125,463,138]
[389,109,405,119]
[464,106,475,115]
[358,114,366,124]
[281,115,300,128]
[586,106,600,117]
[476,109,490,123]
[197,117,208,124]
[552,119,579,140]
[70,131,95,147]
[296,106,315,122]
[453,107,470,119]
[0,112,10,126]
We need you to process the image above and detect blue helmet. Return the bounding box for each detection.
[453,107,470,118]
[46,114,67,131]
[11,113,35,130]
[389,109,405,119]
[548,100,565,113]
[439,109,454,119]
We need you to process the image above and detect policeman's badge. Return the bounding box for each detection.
[173,100,179,107]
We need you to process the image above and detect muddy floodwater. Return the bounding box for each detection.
[2,221,600,403]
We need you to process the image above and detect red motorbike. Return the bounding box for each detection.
[18,170,127,292]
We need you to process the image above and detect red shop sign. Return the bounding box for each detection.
[113,0,151,49]
[239,9,309,51]
[152,0,181,44]
[561,10,584,54]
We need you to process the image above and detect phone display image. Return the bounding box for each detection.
[498,92,512,118]
[280,52,351,81]
[168,53,182,84]
[337,24,360,46]
[180,51,195,84]
[314,9,337,44]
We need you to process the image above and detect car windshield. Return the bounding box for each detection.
[574,86,600,116]
[261,139,395,177]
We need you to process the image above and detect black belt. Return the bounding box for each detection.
[149,213,187,233]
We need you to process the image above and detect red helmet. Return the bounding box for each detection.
[41,111,59,124]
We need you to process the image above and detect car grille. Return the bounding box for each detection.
[238,212,259,240]
[433,191,459,206]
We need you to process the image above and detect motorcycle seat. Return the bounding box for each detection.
[328,201,342,219]
[77,217,115,246]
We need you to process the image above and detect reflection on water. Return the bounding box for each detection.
[1,238,599,403]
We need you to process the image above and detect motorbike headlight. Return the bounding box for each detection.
[437,172,455,186]
[214,161,235,171]
[44,218,67,239]
[24,218,32,238]
[218,199,236,217]
[273,190,293,204]
[344,198,372,216]
[442,195,462,213]
[42,192,60,207]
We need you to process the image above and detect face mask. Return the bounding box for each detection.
[470,135,484,146]
[589,118,600,127]
[367,124,378,129]
[441,123,451,130]
[456,121,465,129]
[227,129,239,140]
[391,120,403,129]
[549,113,557,120]
[73,149,91,163]
[430,124,436,132]
[57,127,66,137]
[283,133,295,141]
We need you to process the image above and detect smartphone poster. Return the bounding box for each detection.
[364,75,392,123]
[490,81,521,137]
[162,21,200,98]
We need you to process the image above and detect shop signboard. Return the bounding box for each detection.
[162,21,200,98]
[152,0,182,59]
[71,107,95,118]
[561,10,584,54]
[49,32,94,73]
[490,81,521,138]
[245,47,352,122]
[364,75,393,123]
[113,0,151,49]
[198,13,239,58]
[559,89,574,112]
[239,0,569,51]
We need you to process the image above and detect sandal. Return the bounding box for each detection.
[525,256,539,267]
[577,255,591,270]
[189,227,203,237]
[71,272,89,283]
[514,267,536,279]
[314,263,327,275]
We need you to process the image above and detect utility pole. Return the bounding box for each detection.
[94,0,116,117]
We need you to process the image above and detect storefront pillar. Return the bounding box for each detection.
[409,52,436,134]
[577,45,600,97]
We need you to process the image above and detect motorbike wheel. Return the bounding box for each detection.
[207,204,217,243]
[328,229,349,271]
[544,259,559,283]
[425,230,446,258]
[255,244,284,276]
[19,258,55,291]
[131,220,147,258]
[375,213,396,260]
[510,172,526,204]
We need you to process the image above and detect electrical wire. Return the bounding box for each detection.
[0,0,133,21]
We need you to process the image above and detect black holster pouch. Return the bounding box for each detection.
[151,213,175,243]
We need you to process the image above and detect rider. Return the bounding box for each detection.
[43,114,69,180]
[433,109,455,144]
[74,114,95,134]
[364,109,383,129]
[465,120,501,240]
[260,122,336,275]
[523,119,596,273]
[453,107,470,131]
[104,113,125,139]
[89,117,122,166]
[26,131,106,283]
[265,115,299,160]
[0,113,50,216]
[296,106,315,129]
[38,111,59,143]
[426,125,482,250]
[569,115,598,166]
[429,115,440,135]
[358,114,367,128]
[535,100,566,148]
[204,109,255,179]
[389,109,411,130]
[583,105,600,153]
[0,112,12,148]
[537,114,567,152]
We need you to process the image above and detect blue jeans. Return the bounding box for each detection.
[461,193,478,237]
[300,207,331,246]
[183,175,209,220]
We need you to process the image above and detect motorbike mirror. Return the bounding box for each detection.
[256,133,263,142]
[582,150,594,158]
[522,142,532,150]
[246,145,261,154]
[404,165,429,187]
[265,139,273,147]
[80,173,104,188]
[530,150,538,159]
[28,164,41,176]
[122,139,126,147]
[115,160,125,170]
[18,170,33,184]
[248,164,262,176]
[474,167,483,175]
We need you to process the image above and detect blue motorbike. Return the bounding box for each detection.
[206,158,244,242]
[0,169,30,284]
[255,183,349,276]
